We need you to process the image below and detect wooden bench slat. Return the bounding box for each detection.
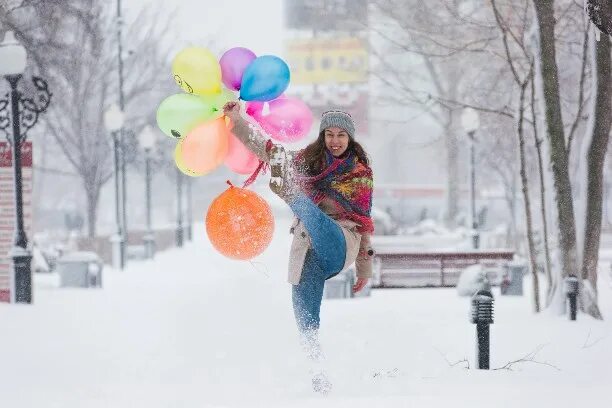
[373,248,515,288]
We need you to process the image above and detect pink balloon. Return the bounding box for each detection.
[246,97,313,143]
[224,129,261,175]
[220,47,257,91]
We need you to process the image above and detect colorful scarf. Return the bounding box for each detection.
[295,150,374,234]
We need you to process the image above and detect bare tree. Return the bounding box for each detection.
[369,0,499,227]
[531,0,579,313]
[530,77,554,304]
[578,30,610,320]
[490,0,541,311]
[1,1,176,237]
[480,133,520,247]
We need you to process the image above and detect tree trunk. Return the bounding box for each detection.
[518,75,540,313]
[84,179,100,238]
[530,76,554,306]
[505,172,519,250]
[444,110,460,228]
[532,0,579,314]
[580,32,611,320]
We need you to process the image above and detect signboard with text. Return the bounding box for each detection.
[285,37,370,137]
[286,37,368,85]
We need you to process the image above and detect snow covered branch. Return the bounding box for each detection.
[493,344,561,371]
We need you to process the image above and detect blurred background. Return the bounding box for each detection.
[1,0,610,306]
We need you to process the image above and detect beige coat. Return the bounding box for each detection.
[288,216,372,285]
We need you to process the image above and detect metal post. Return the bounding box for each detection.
[143,148,155,258]
[176,167,184,247]
[6,74,32,303]
[565,276,579,321]
[1,72,51,304]
[476,323,490,369]
[186,176,193,241]
[120,130,128,256]
[116,0,125,111]
[111,132,125,269]
[569,293,577,321]
[471,290,494,370]
[116,0,128,265]
[469,130,479,249]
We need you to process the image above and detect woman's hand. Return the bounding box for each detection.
[353,277,369,293]
[223,101,241,118]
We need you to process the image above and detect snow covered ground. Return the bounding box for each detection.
[1,215,611,408]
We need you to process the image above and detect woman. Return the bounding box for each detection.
[224,102,374,393]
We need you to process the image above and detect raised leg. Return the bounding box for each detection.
[289,194,346,275]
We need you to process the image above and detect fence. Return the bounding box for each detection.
[76,228,178,265]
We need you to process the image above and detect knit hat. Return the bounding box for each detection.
[319,110,355,139]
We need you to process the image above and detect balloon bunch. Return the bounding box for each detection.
[157,46,313,260]
[157,46,314,177]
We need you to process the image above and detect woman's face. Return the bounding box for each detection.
[324,127,350,157]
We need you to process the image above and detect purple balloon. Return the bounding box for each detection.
[220,47,257,91]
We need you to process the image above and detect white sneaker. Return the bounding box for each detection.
[299,329,332,394]
[312,370,332,394]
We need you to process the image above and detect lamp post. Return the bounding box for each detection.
[120,130,128,257]
[461,107,480,250]
[186,177,193,242]
[564,276,579,321]
[471,289,495,369]
[113,0,129,266]
[139,125,156,259]
[0,31,51,303]
[104,104,125,269]
[176,167,184,247]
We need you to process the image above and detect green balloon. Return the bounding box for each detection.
[156,93,227,139]
[214,89,236,107]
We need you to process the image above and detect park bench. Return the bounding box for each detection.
[371,244,515,288]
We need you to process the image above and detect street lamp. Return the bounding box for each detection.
[104,103,126,269]
[0,31,51,303]
[461,107,480,250]
[186,177,193,242]
[471,289,494,369]
[139,125,156,259]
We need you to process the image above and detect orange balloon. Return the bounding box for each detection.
[181,117,229,175]
[206,185,275,260]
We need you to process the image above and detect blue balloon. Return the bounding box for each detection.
[240,55,290,102]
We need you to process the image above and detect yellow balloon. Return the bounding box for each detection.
[172,47,222,95]
[215,88,236,107]
[174,141,206,177]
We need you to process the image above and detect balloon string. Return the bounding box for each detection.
[242,139,274,189]
[248,261,270,278]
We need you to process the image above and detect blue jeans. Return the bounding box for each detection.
[289,194,346,333]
